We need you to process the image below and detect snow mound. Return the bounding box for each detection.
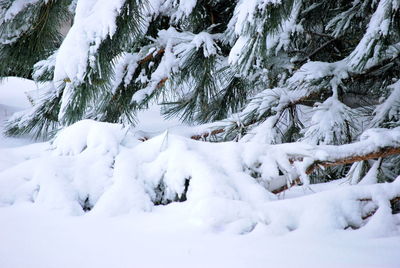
[53,119,128,156]
[0,120,399,234]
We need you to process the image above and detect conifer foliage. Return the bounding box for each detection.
[1,0,400,185]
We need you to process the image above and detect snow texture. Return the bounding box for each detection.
[1,78,400,267]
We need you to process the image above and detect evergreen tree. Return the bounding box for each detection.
[1,0,400,185]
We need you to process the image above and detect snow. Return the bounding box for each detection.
[53,119,127,156]
[302,97,355,145]
[1,78,400,267]
[288,60,349,89]
[265,0,303,54]
[228,35,248,64]
[1,0,41,21]
[1,115,400,219]
[190,32,219,57]
[230,0,283,36]
[1,203,399,268]
[112,52,140,93]
[171,0,197,21]
[32,50,57,81]
[0,0,43,44]
[348,0,395,70]
[371,80,400,127]
[0,77,35,109]
[54,0,126,85]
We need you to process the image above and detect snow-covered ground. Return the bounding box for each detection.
[2,203,400,268]
[0,78,400,268]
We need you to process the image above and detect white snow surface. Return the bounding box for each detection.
[1,78,400,267]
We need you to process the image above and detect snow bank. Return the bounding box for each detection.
[0,120,399,234]
[0,77,36,109]
[53,119,128,156]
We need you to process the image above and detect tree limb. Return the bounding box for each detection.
[305,146,400,175]
[272,143,400,195]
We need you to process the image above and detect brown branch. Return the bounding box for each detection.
[271,178,302,194]
[140,50,168,89]
[359,197,400,204]
[190,128,225,140]
[137,48,398,144]
[306,146,400,175]
[272,145,400,195]
[156,77,168,89]
[138,49,165,65]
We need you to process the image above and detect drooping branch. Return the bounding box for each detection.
[272,130,400,194]
[305,146,400,175]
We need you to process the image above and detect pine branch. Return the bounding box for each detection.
[298,38,339,64]
[186,89,330,141]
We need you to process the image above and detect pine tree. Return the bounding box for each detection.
[1,0,400,185]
